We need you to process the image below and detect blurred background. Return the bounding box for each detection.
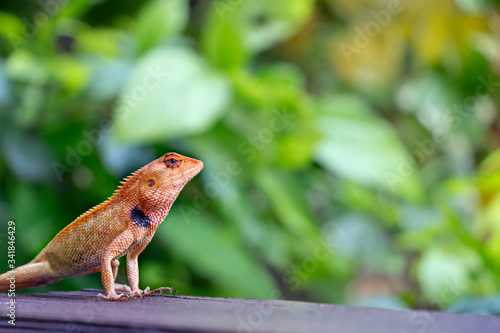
[1,0,500,315]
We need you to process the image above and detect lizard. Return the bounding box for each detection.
[0,152,203,301]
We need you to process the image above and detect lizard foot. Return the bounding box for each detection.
[123,286,179,300]
[97,292,127,301]
[114,283,131,292]
[125,289,144,300]
[142,286,178,297]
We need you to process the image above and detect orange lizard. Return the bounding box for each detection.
[0,152,203,301]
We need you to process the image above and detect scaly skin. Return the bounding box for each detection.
[0,152,203,301]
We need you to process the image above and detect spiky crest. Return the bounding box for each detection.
[71,167,143,223]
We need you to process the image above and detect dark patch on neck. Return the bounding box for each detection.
[130,206,151,227]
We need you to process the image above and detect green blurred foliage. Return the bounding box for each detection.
[0,0,500,314]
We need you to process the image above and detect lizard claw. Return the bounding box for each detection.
[142,286,178,296]
[107,286,178,300]
[97,292,127,301]
[126,289,144,300]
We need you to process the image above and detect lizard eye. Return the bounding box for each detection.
[146,179,155,187]
[165,158,179,168]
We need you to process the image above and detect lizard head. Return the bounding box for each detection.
[137,152,204,214]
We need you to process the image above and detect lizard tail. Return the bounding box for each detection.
[0,261,59,291]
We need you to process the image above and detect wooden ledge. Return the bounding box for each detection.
[1,290,499,332]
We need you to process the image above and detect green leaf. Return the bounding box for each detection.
[213,0,314,54]
[6,49,47,85]
[76,29,126,57]
[0,12,25,52]
[158,210,276,298]
[202,14,247,71]
[314,95,424,202]
[132,0,189,54]
[255,168,318,238]
[190,137,293,269]
[417,247,479,303]
[47,56,90,94]
[113,45,231,143]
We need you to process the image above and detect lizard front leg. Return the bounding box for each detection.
[112,259,131,292]
[125,243,148,299]
[125,242,177,299]
[97,229,135,301]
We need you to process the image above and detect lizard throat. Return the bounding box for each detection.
[130,202,172,228]
[130,206,151,227]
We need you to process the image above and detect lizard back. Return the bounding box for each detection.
[32,199,129,278]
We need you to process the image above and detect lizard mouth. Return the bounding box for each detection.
[169,162,204,183]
